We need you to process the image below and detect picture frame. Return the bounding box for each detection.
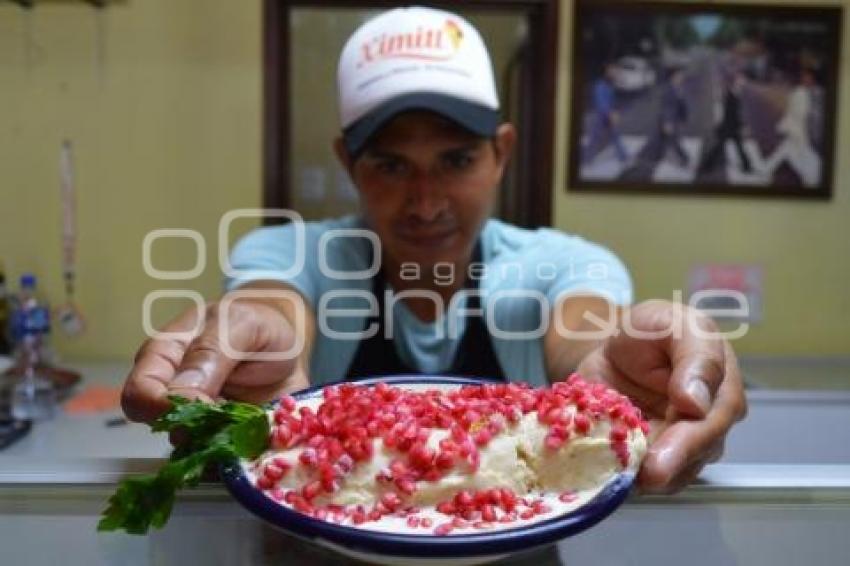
[567,0,843,198]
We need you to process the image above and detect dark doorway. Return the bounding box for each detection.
[263,0,558,228]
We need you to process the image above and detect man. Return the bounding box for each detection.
[763,67,820,187]
[582,63,629,164]
[699,71,752,175]
[122,7,745,495]
[653,67,690,167]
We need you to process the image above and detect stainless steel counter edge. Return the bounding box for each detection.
[2,461,849,504]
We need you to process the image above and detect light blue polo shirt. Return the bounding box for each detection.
[224,215,632,387]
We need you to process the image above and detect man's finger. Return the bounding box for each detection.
[221,365,309,404]
[122,309,204,422]
[167,301,297,403]
[167,321,246,403]
[637,416,723,493]
[667,311,726,418]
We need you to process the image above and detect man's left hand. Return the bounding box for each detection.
[576,300,747,493]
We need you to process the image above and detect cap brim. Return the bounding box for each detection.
[343,93,500,158]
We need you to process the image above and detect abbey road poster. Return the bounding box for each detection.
[568,1,841,198]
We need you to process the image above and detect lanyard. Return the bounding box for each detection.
[58,139,85,336]
[60,139,77,296]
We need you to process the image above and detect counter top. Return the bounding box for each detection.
[2,360,849,486]
[2,361,850,566]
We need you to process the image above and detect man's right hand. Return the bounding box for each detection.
[121,292,310,423]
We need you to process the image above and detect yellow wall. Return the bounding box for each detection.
[0,0,263,361]
[1,0,847,361]
[553,0,850,355]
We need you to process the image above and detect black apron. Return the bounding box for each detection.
[345,243,506,381]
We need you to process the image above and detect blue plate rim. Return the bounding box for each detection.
[220,375,636,558]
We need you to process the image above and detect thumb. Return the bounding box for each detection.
[668,318,726,418]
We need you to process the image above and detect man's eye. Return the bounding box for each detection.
[375,160,407,175]
[442,153,474,171]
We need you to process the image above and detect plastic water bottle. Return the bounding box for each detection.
[10,274,56,421]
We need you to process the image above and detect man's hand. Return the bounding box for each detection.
[576,300,747,493]
[122,288,312,423]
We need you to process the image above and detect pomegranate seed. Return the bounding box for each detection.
[461,508,479,521]
[451,424,466,442]
[486,488,502,505]
[255,476,273,490]
[559,491,578,503]
[437,501,456,515]
[481,504,497,522]
[302,480,322,500]
[610,424,628,443]
[454,490,474,507]
[380,492,401,511]
[299,448,317,467]
[574,413,591,434]
[264,464,286,481]
[292,496,314,515]
[500,488,516,505]
[272,425,291,448]
[473,429,492,445]
[422,469,442,482]
[280,395,296,411]
[420,518,433,528]
[435,451,455,469]
[395,478,416,495]
[544,433,565,450]
[434,523,454,536]
[406,516,420,528]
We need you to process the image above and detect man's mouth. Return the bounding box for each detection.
[395,227,459,248]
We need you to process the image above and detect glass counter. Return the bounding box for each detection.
[1,361,849,565]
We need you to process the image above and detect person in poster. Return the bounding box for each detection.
[582,64,629,165]
[763,67,820,188]
[698,71,752,176]
[653,67,690,168]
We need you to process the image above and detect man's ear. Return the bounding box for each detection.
[493,123,517,168]
[333,137,353,174]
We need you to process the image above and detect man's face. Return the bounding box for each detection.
[336,111,515,273]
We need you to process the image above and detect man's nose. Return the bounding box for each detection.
[405,172,448,222]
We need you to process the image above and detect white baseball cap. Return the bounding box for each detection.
[337,6,501,157]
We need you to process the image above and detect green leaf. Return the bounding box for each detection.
[226,413,271,459]
[98,397,270,535]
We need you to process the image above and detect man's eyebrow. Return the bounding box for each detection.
[363,148,404,160]
[440,142,485,155]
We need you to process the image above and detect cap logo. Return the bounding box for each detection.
[358,19,464,68]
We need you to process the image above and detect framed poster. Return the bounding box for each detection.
[568,1,842,198]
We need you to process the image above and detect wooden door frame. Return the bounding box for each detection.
[263,0,558,228]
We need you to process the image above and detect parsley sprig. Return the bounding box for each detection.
[97,396,270,534]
